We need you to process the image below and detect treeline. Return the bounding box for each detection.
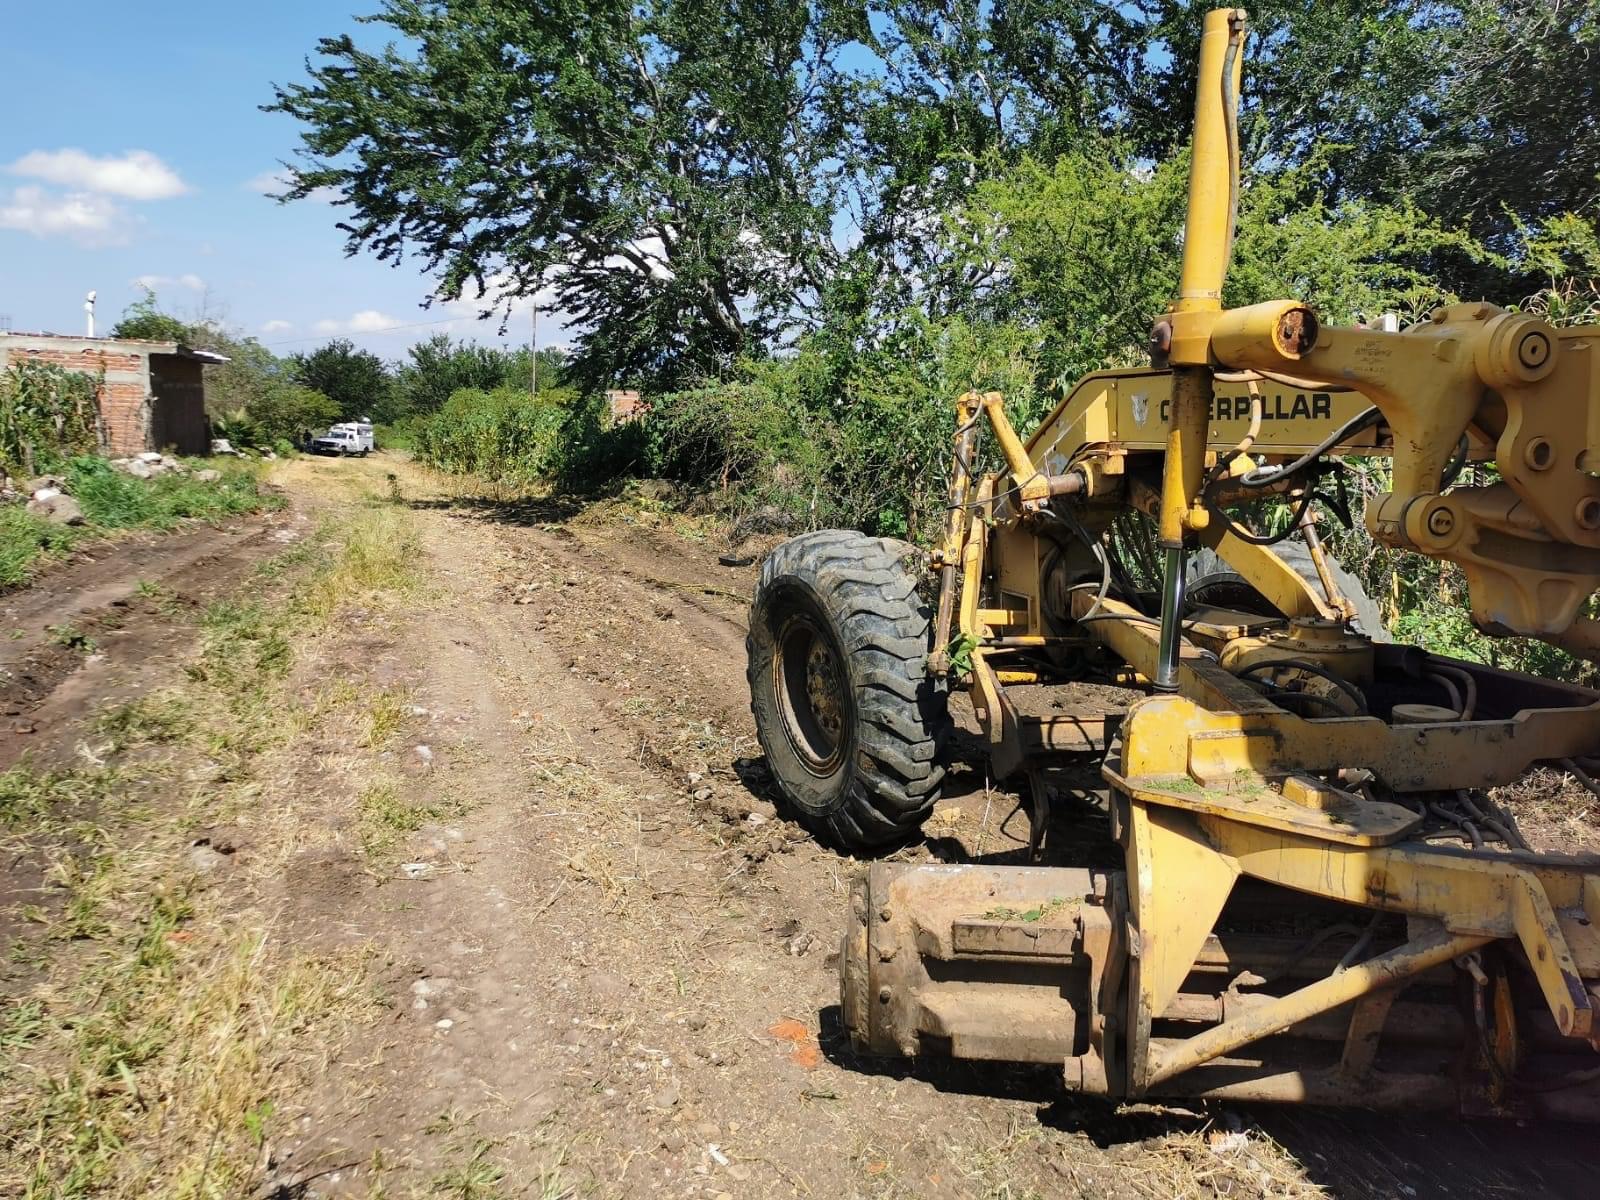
[109,289,569,451]
[267,1,1600,524]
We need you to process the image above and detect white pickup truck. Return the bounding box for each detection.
[309,421,375,456]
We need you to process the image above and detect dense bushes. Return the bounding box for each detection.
[409,387,639,489]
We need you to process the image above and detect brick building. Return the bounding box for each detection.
[606,388,646,424]
[0,332,227,456]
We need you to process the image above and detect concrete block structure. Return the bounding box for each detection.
[0,332,228,456]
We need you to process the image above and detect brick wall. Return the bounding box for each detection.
[6,346,144,374]
[100,381,150,455]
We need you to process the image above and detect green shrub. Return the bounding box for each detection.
[0,362,101,478]
[409,387,635,489]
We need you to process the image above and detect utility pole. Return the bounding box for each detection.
[530,294,538,399]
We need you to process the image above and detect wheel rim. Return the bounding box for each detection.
[775,615,847,774]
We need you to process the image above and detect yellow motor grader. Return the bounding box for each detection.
[745,7,1600,1117]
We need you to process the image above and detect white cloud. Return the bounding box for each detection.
[246,167,339,205]
[9,148,188,200]
[261,319,293,335]
[606,235,674,281]
[438,270,561,325]
[347,310,399,333]
[132,272,206,293]
[0,185,127,245]
[313,310,404,336]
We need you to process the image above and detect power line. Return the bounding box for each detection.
[257,313,468,347]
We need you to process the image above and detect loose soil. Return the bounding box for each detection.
[2,454,1595,1199]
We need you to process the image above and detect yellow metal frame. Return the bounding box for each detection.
[913,4,1600,1108]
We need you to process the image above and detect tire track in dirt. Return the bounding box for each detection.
[263,474,1181,1199]
[0,513,298,767]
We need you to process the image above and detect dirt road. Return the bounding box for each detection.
[1,454,1593,1199]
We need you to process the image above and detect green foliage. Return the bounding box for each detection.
[0,461,280,589]
[269,0,840,391]
[0,361,101,477]
[411,387,568,485]
[0,506,87,587]
[108,287,193,343]
[411,386,634,490]
[290,338,397,422]
[396,335,546,415]
[226,384,338,447]
[64,457,278,530]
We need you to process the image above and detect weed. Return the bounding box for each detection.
[0,998,46,1053]
[243,1098,275,1147]
[0,764,119,831]
[46,623,95,652]
[133,578,182,614]
[430,1139,509,1200]
[357,779,447,856]
[363,685,412,748]
[94,693,191,752]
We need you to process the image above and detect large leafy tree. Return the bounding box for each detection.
[290,338,397,422]
[267,0,848,391]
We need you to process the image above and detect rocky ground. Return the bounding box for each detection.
[0,453,1594,1199]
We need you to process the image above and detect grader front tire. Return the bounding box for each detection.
[747,531,948,852]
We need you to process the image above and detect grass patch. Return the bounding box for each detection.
[45,623,94,652]
[65,455,280,531]
[93,693,191,753]
[0,457,281,591]
[0,506,88,587]
[294,506,421,619]
[358,778,462,858]
[0,764,120,832]
[430,1138,509,1199]
[363,685,412,749]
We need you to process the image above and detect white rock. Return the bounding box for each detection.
[137,451,163,462]
[30,486,61,502]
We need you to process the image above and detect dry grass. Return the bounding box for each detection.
[1490,765,1600,852]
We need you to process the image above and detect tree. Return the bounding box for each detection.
[394,335,518,414]
[242,384,339,445]
[110,288,197,343]
[267,0,845,392]
[290,338,397,421]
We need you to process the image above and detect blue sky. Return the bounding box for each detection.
[0,2,556,358]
